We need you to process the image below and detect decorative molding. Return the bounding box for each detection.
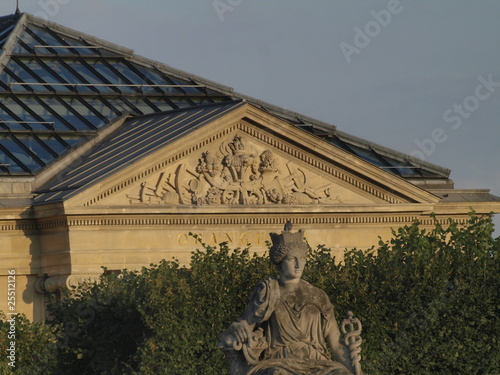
[35,272,102,294]
[36,219,69,230]
[0,221,38,231]
[1,214,469,233]
[31,215,468,230]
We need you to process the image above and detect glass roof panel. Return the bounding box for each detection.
[16,27,54,54]
[0,97,50,130]
[189,97,214,106]
[104,98,135,115]
[168,98,191,109]
[39,97,96,130]
[3,60,52,93]
[380,157,422,177]
[24,26,71,55]
[348,144,388,167]
[0,15,17,51]
[116,98,158,115]
[41,26,99,56]
[108,61,149,87]
[0,149,26,173]
[169,77,204,94]
[0,106,30,131]
[326,136,352,152]
[63,60,115,93]
[28,58,94,93]
[91,61,137,94]
[146,98,175,112]
[14,97,70,131]
[131,65,183,94]
[60,97,106,128]
[84,97,121,118]
[15,134,55,163]
[210,97,229,103]
[1,80,32,94]
[1,134,44,172]
[15,58,74,93]
[11,39,35,54]
[37,134,68,155]
[0,24,14,47]
[60,134,88,147]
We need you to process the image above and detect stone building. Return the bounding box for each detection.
[1,13,499,321]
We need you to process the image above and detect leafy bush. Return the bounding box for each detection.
[133,239,276,374]
[1,212,499,374]
[45,268,150,375]
[0,312,58,374]
[311,213,500,374]
[45,239,276,375]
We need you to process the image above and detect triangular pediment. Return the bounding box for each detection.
[35,102,440,208]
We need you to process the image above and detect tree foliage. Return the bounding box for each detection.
[1,212,499,374]
[0,312,58,374]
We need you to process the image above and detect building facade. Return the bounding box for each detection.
[1,13,499,321]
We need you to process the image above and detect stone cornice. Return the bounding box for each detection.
[8,203,484,233]
[32,208,469,232]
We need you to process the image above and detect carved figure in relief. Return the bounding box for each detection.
[219,223,363,375]
[130,135,343,206]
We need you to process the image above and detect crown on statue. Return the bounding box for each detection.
[269,221,307,264]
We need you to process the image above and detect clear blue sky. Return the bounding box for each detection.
[2,0,499,233]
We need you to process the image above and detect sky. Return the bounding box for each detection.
[2,0,499,232]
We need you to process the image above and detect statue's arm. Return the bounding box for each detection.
[326,318,356,374]
[225,277,277,346]
[227,319,256,345]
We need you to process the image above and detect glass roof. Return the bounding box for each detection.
[0,19,233,175]
[0,14,17,51]
[325,136,425,178]
[0,13,449,182]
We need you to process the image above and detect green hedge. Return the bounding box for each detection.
[1,213,499,374]
[0,312,58,374]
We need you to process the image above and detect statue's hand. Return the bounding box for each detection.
[229,321,252,345]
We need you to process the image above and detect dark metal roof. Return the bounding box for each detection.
[33,100,245,204]
[0,12,451,186]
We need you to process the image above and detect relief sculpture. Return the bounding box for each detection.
[129,135,341,205]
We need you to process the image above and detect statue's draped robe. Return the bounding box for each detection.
[242,277,352,375]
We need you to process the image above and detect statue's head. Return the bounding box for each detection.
[269,221,308,265]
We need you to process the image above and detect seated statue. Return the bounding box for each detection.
[220,223,362,375]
